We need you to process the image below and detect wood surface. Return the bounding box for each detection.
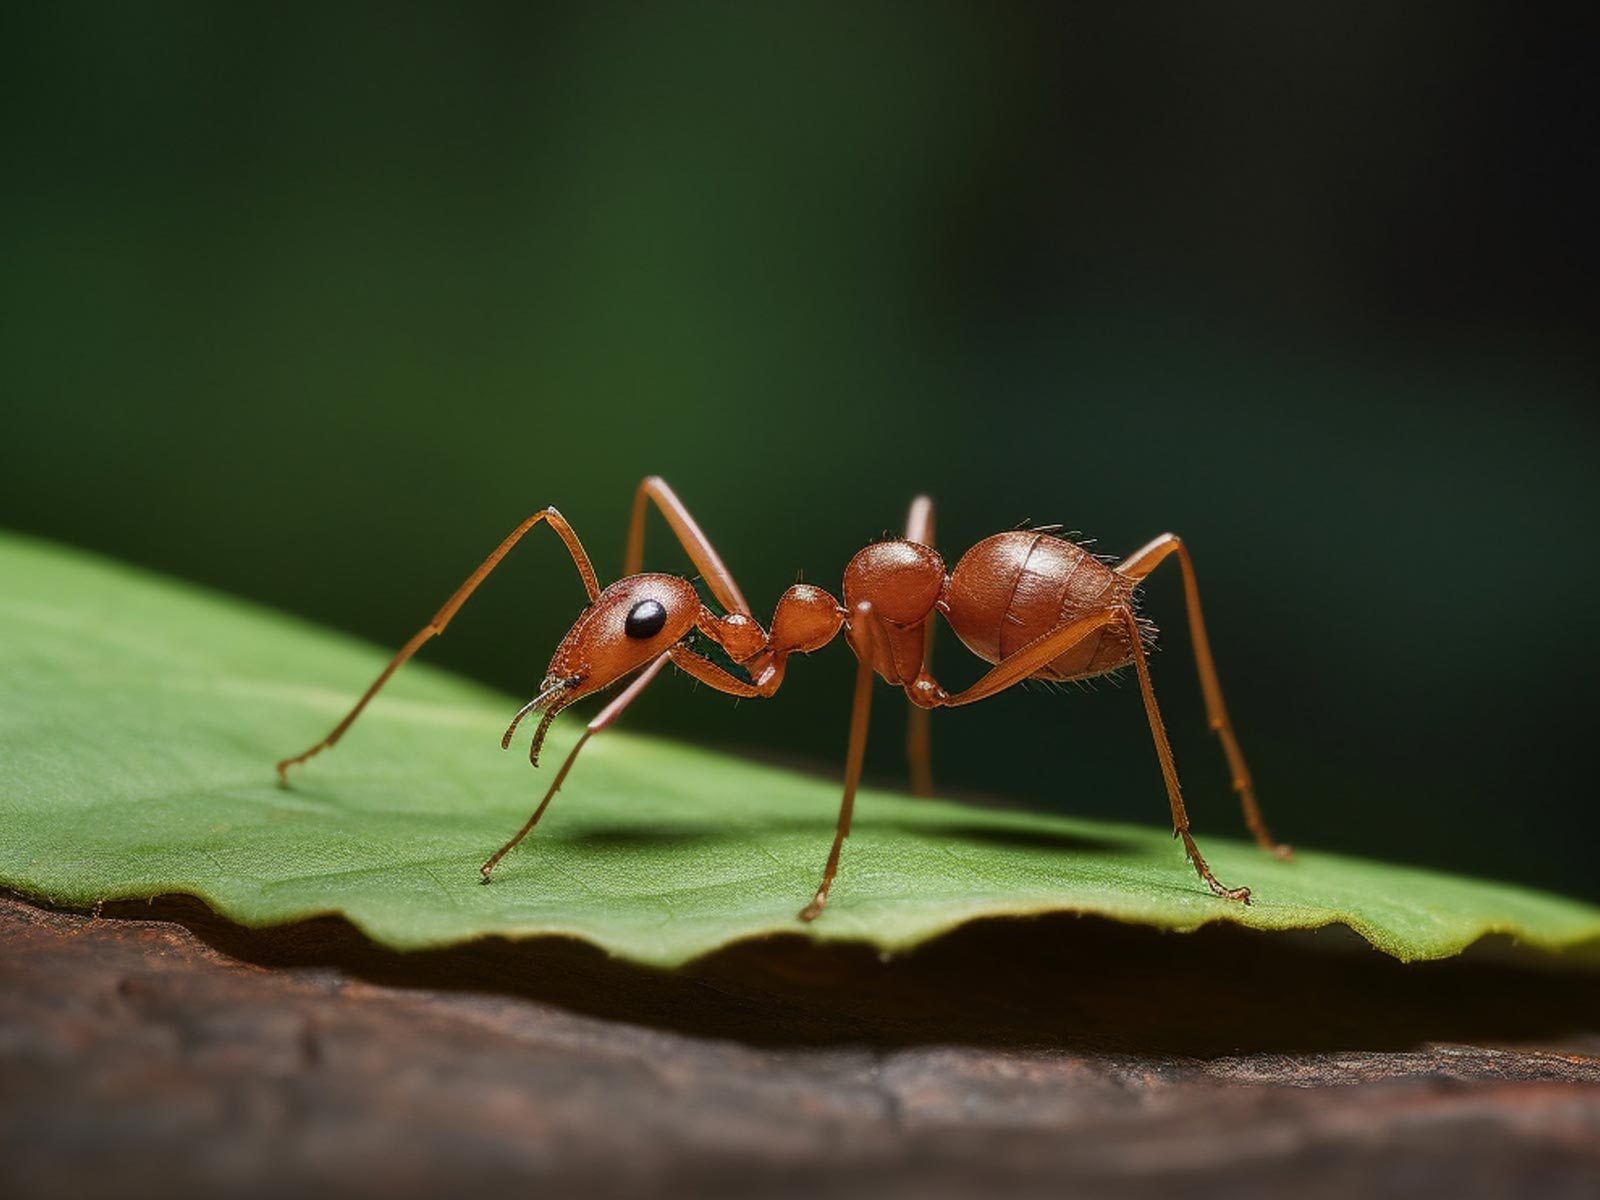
[2,892,1597,1198]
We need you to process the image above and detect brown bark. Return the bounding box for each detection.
[1,892,1597,1199]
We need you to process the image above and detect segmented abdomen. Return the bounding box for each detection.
[942,531,1144,680]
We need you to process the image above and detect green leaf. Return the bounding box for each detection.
[3,533,1598,970]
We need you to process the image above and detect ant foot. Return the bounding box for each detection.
[1178,830,1252,904]
[1249,829,1295,861]
[1206,878,1252,905]
[797,893,827,922]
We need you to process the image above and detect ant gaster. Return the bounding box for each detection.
[278,478,1291,921]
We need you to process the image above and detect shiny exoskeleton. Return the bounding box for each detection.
[278,478,1290,921]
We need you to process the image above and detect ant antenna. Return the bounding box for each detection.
[528,707,561,767]
[501,677,571,751]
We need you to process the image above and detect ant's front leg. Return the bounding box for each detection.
[481,652,672,880]
[277,508,600,782]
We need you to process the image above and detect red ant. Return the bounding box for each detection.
[278,477,1290,921]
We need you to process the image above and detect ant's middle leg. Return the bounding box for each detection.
[1117,534,1291,860]
[904,494,936,796]
[798,601,887,922]
[623,476,751,616]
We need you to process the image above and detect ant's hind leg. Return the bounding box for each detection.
[1117,610,1252,904]
[1118,534,1292,860]
[904,494,935,797]
[940,606,1252,904]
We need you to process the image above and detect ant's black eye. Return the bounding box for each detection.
[624,598,669,639]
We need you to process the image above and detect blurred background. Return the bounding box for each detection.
[2,4,1595,901]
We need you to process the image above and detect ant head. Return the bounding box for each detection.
[507,573,701,764]
[543,573,703,705]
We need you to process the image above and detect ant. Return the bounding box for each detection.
[278,477,1291,921]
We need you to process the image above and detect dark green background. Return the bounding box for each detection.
[4,5,1596,901]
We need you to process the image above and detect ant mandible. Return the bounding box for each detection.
[278,477,1291,921]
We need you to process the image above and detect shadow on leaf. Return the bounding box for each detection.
[564,818,1131,858]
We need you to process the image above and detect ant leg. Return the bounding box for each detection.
[666,639,862,921]
[940,607,1251,904]
[799,601,884,922]
[481,652,671,880]
[940,610,1128,707]
[623,476,751,615]
[1118,535,1290,859]
[667,644,779,697]
[277,508,600,782]
[904,494,936,796]
[1118,609,1251,903]
[664,637,858,920]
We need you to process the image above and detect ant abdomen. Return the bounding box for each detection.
[942,531,1142,681]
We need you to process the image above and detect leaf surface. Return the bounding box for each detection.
[3,534,1597,968]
